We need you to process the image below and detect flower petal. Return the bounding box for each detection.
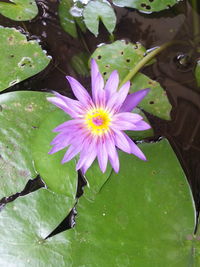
[120,88,150,112]
[93,72,104,106]
[104,70,119,101]
[66,76,92,105]
[91,59,99,92]
[134,120,151,131]
[106,134,119,173]
[112,129,131,153]
[97,138,108,173]
[125,134,147,161]
[107,81,130,112]
[53,119,84,132]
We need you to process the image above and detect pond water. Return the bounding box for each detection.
[0,0,200,233]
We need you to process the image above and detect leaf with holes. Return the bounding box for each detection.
[0,91,55,199]
[91,40,172,120]
[83,0,116,36]
[58,0,86,38]
[0,0,38,21]
[195,60,200,87]
[0,188,74,266]
[113,0,180,13]
[0,27,51,92]
[32,109,78,199]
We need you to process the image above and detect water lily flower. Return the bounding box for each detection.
[47,59,150,174]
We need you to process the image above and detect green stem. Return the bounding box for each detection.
[191,0,199,39]
[119,41,178,87]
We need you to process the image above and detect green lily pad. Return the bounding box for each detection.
[91,40,172,120]
[195,60,200,87]
[0,27,51,92]
[70,139,195,266]
[0,139,196,266]
[0,0,38,21]
[83,0,116,37]
[113,0,179,13]
[32,109,78,199]
[0,91,55,199]
[0,188,74,266]
[58,0,86,38]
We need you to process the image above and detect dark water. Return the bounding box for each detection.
[0,0,200,234]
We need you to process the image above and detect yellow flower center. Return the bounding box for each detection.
[85,108,111,136]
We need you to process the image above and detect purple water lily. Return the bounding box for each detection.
[47,59,150,174]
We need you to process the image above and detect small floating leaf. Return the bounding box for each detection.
[113,0,180,13]
[0,0,38,21]
[83,0,116,36]
[32,109,78,199]
[70,52,90,76]
[91,40,172,120]
[0,91,55,199]
[0,27,51,92]
[195,60,200,87]
[59,0,86,38]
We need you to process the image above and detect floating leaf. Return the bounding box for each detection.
[83,0,116,36]
[113,0,180,13]
[0,0,38,21]
[70,139,195,266]
[32,109,78,199]
[0,91,55,199]
[92,40,172,120]
[195,60,200,87]
[0,139,196,265]
[70,52,90,76]
[58,0,86,38]
[0,189,74,266]
[0,27,51,92]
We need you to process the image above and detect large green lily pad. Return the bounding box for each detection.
[0,0,38,21]
[83,0,116,36]
[0,139,196,266]
[0,140,195,267]
[113,0,180,13]
[0,91,55,199]
[0,188,74,266]
[32,109,78,199]
[70,139,195,266]
[91,40,172,120]
[0,27,51,92]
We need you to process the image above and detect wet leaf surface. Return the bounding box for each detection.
[0,139,196,266]
[0,0,38,21]
[0,91,55,199]
[113,0,179,13]
[0,188,74,266]
[91,40,172,120]
[58,0,86,38]
[0,27,51,92]
[32,109,78,199]
[83,0,116,36]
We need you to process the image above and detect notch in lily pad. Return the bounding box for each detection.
[83,0,116,37]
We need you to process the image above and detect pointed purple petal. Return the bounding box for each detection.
[61,144,82,163]
[104,70,119,101]
[134,120,151,131]
[91,59,99,91]
[120,88,150,112]
[112,129,131,153]
[106,134,119,173]
[97,138,108,173]
[81,148,97,174]
[53,119,83,132]
[93,72,104,106]
[125,134,147,161]
[66,76,92,105]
